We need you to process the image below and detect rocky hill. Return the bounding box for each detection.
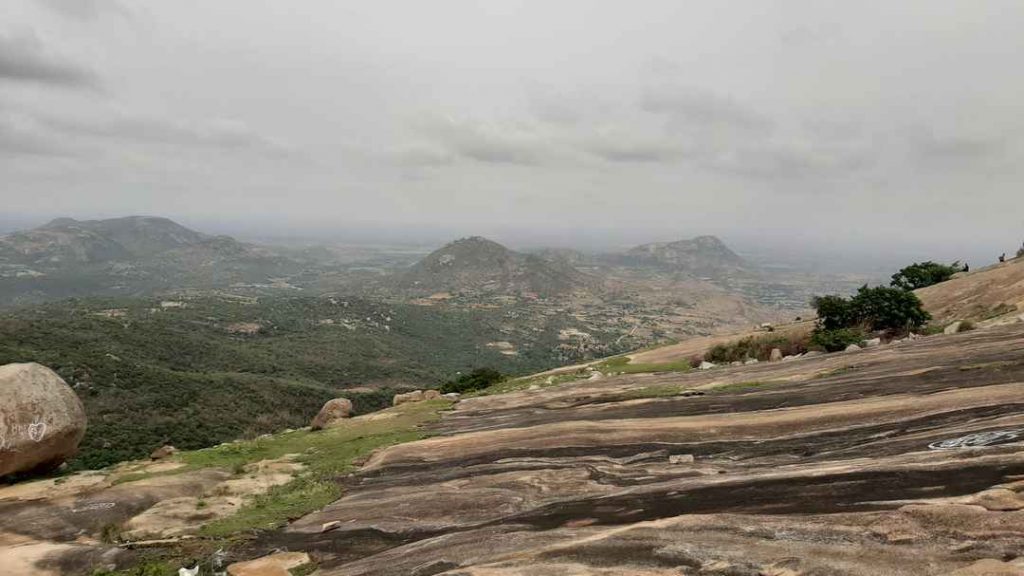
[398,236,594,297]
[0,217,303,306]
[622,235,746,275]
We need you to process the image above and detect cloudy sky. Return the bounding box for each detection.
[2,1,1023,261]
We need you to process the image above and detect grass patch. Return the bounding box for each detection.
[91,561,177,576]
[595,356,693,374]
[469,372,585,397]
[197,399,452,536]
[813,365,860,379]
[620,384,688,400]
[959,360,1017,371]
[711,380,785,394]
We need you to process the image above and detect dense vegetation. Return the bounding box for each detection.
[440,367,506,394]
[810,284,931,350]
[890,261,962,291]
[0,295,598,470]
[704,333,809,363]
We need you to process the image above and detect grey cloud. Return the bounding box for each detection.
[582,134,681,163]
[906,126,1009,163]
[640,86,773,135]
[0,111,73,157]
[414,116,547,166]
[38,113,289,153]
[36,0,127,21]
[0,32,99,89]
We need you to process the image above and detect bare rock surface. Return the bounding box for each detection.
[267,322,1024,575]
[0,363,87,478]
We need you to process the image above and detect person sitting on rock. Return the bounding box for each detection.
[999,253,1006,263]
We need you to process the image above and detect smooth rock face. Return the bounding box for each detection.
[226,551,311,576]
[769,348,783,362]
[310,398,354,430]
[0,363,86,478]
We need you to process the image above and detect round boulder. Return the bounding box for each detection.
[310,398,354,430]
[0,363,87,478]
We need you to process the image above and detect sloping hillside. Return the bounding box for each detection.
[916,255,1024,325]
[398,236,594,297]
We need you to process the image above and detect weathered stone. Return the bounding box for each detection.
[0,363,87,478]
[310,398,353,430]
[769,348,784,362]
[443,392,461,400]
[744,358,759,365]
[698,361,716,371]
[149,445,178,460]
[945,321,963,335]
[864,337,882,348]
[845,343,862,352]
[393,390,425,406]
[227,551,310,576]
[971,488,1024,511]
[669,454,695,464]
[422,389,442,401]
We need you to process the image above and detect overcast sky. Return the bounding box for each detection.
[2,1,1023,262]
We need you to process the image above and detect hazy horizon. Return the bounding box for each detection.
[3,1,1023,269]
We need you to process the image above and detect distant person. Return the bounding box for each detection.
[999,253,1006,263]
[962,263,969,272]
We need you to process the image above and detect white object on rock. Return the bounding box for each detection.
[864,337,882,348]
[669,454,695,464]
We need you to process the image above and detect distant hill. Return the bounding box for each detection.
[0,216,303,306]
[399,236,593,297]
[621,235,746,275]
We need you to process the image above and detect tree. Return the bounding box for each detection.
[890,261,961,291]
[849,285,930,331]
[440,367,505,394]
[811,295,854,331]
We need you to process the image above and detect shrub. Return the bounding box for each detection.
[440,367,505,394]
[890,261,961,291]
[957,320,976,333]
[849,285,930,332]
[704,333,809,363]
[811,295,854,331]
[813,285,930,334]
[810,328,866,352]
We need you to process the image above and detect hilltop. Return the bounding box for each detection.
[398,236,594,297]
[0,217,302,306]
[622,235,746,275]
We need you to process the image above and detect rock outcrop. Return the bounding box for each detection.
[310,398,354,430]
[0,363,87,478]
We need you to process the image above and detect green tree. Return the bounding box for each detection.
[890,261,961,291]
[850,285,931,331]
[811,295,854,330]
[440,367,505,394]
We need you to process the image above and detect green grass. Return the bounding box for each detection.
[813,365,860,379]
[469,371,586,397]
[197,399,452,536]
[619,383,688,400]
[710,380,786,393]
[595,356,693,374]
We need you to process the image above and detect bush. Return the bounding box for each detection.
[850,285,931,331]
[810,328,866,352]
[812,285,930,334]
[811,295,854,331]
[704,333,809,363]
[890,261,961,291]
[957,320,976,333]
[440,367,505,394]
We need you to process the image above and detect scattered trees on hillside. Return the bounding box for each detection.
[440,367,505,394]
[890,261,962,291]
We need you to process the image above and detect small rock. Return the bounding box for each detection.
[699,361,716,371]
[845,343,862,352]
[321,520,342,532]
[588,371,604,381]
[744,358,759,365]
[528,384,541,391]
[150,445,179,460]
[310,398,353,430]
[908,332,921,340]
[769,348,783,362]
[442,392,461,400]
[803,351,823,358]
[669,454,695,464]
[864,337,882,347]
[730,361,743,366]
[944,321,963,335]
[545,376,555,384]
[227,552,311,576]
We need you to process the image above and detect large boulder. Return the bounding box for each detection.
[310,398,353,430]
[393,390,424,406]
[0,363,87,478]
